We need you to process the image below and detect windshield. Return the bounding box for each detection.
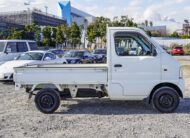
[65,51,84,58]
[175,47,183,49]
[0,42,5,52]
[29,42,39,50]
[93,50,106,54]
[17,53,43,60]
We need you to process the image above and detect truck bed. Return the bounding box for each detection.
[14,64,108,85]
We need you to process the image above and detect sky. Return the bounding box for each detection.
[0,0,190,33]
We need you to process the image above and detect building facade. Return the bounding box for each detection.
[0,10,66,27]
[59,1,95,26]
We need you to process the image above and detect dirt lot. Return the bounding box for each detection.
[0,61,190,138]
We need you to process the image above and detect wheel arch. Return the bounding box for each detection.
[31,83,63,92]
[148,82,183,104]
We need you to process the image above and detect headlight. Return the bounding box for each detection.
[179,67,183,79]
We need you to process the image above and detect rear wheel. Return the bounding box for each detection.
[35,88,61,114]
[151,87,180,113]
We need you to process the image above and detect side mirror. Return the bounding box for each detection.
[44,57,51,61]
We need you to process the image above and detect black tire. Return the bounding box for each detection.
[151,87,180,113]
[35,88,61,114]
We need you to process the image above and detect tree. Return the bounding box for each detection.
[170,32,180,38]
[42,26,52,46]
[13,30,25,39]
[146,30,152,37]
[25,23,41,43]
[51,27,57,46]
[70,22,81,48]
[55,26,63,45]
[181,34,190,39]
[7,27,25,39]
[145,20,148,27]
[150,21,153,27]
[87,24,96,43]
[0,30,6,39]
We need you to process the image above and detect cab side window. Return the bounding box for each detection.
[17,42,28,52]
[114,32,152,56]
[6,42,17,53]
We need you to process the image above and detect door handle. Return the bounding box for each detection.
[114,64,122,67]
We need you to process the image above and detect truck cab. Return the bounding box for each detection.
[13,27,185,114]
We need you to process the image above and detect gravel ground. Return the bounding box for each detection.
[0,66,190,138]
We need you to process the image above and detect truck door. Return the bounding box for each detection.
[110,30,161,96]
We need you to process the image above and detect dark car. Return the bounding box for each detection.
[92,49,107,63]
[64,50,95,64]
[48,49,65,58]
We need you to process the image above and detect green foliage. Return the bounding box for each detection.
[42,26,52,46]
[25,24,41,43]
[184,44,190,55]
[169,32,180,38]
[7,27,26,39]
[181,34,190,39]
[146,30,152,37]
[0,30,6,39]
[55,26,63,44]
[70,22,81,48]
[86,16,137,46]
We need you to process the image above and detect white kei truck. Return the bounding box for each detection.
[13,27,185,114]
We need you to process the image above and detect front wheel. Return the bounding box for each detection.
[151,87,180,113]
[35,88,61,114]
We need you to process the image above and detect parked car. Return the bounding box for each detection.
[0,40,39,65]
[129,47,138,55]
[0,51,67,80]
[64,50,95,64]
[116,47,128,56]
[172,47,184,55]
[48,49,65,58]
[92,49,107,63]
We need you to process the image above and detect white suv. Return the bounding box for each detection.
[0,40,39,65]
